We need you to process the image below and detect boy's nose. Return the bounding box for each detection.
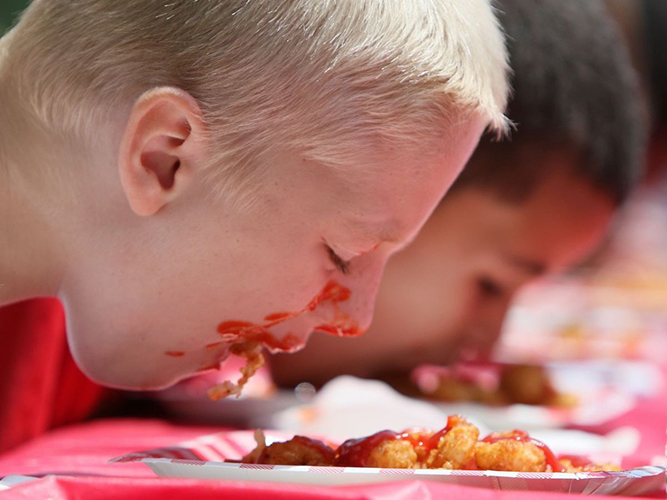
[339,254,388,334]
[467,305,512,351]
[312,253,388,337]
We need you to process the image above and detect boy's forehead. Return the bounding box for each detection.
[439,180,608,268]
[339,164,454,242]
[324,113,489,245]
[336,210,403,248]
[486,173,612,270]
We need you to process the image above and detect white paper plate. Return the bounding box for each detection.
[112,430,665,496]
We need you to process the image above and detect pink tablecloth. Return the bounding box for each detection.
[1,364,666,500]
[569,364,667,471]
[0,417,664,500]
[4,475,666,500]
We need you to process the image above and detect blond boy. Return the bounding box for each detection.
[0,0,508,389]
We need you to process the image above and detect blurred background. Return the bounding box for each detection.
[0,0,24,33]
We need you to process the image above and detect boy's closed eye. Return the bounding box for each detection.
[476,276,505,298]
[326,244,351,275]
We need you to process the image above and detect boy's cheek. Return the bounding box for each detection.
[62,219,338,389]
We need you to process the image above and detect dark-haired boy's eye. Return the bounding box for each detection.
[326,245,351,275]
[477,276,504,298]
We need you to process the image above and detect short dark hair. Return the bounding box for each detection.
[643,0,667,124]
[451,0,646,205]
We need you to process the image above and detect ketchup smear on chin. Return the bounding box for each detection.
[482,430,565,472]
[212,280,360,353]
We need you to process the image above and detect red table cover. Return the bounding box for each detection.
[0,299,108,453]
[0,418,664,499]
[4,475,665,500]
[0,298,664,499]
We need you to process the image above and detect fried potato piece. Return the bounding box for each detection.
[499,364,578,407]
[256,435,336,466]
[335,430,420,468]
[549,392,579,408]
[431,377,482,402]
[364,439,419,469]
[235,420,619,473]
[241,429,267,464]
[208,342,265,400]
[429,377,504,405]
[424,417,479,469]
[499,364,554,405]
[475,438,547,472]
[560,458,622,473]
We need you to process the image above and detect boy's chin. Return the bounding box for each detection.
[79,362,185,391]
[72,344,232,391]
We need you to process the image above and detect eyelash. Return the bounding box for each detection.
[326,245,351,275]
[477,276,504,298]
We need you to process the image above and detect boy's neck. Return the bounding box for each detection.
[0,47,66,306]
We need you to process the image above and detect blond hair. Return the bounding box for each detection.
[5,0,508,202]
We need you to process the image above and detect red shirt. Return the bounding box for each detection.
[0,298,107,452]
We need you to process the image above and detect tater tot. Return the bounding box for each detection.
[365,439,419,469]
[475,439,547,472]
[560,458,622,473]
[257,435,336,466]
[425,418,479,469]
[234,419,616,473]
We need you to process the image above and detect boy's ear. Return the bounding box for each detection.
[119,87,206,216]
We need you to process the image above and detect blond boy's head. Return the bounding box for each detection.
[7,0,507,200]
[0,0,508,389]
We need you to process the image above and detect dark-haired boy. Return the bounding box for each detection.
[272,0,647,385]
[0,0,510,452]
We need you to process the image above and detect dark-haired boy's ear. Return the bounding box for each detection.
[118,87,206,216]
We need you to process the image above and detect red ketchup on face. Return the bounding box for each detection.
[309,281,362,337]
[313,323,364,337]
[214,280,357,353]
[164,351,185,357]
[306,281,351,310]
[482,430,565,472]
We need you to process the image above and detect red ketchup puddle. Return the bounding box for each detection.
[482,430,565,472]
[212,280,360,354]
[335,416,459,467]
